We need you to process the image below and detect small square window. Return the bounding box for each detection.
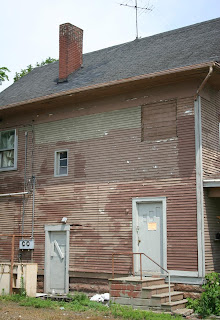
[55,150,68,177]
[0,129,17,171]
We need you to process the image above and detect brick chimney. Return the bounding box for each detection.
[59,23,83,81]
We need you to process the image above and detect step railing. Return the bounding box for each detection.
[112,252,171,303]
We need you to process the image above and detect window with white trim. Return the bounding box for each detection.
[54,150,68,176]
[0,129,17,171]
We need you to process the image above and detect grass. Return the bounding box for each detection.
[0,292,183,320]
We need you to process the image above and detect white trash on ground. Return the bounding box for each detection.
[90,293,110,303]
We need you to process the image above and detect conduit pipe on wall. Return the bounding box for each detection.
[31,176,36,240]
[0,191,29,197]
[22,131,28,240]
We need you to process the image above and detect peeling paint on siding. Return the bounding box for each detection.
[35,106,141,144]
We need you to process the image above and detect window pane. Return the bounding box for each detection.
[2,150,14,168]
[60,159,67,167]
[59,166,67,175]
[0,131,15,150]
[60,151,67,159]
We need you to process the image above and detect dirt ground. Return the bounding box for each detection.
[0,301,116,320]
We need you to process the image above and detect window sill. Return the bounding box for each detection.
[0,167,17,172]
[54,174,68,178]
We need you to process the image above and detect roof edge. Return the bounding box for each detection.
[0,61,219,111]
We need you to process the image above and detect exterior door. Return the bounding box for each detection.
[50,231,66,293]
[133,198,166,275]
[44,225,70,294]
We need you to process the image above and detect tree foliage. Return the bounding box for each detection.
[0,67,10,82]
[14,57,57,82]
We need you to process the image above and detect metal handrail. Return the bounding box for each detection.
[112,252,171,303]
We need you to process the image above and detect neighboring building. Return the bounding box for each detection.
[0,18,220,295]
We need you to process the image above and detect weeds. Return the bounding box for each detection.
[110,303,182,320]
[187,272,220,318]
[0,292,183,319]
[19,276,26,297]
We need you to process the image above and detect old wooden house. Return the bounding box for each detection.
[0,18,220,302]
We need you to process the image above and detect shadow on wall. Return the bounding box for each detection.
[204,189,220,273]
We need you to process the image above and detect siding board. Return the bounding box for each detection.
[0,92,198,276]
[201,89,220,273]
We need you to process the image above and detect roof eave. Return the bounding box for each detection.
[0,61,219,111]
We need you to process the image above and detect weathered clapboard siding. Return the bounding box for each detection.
[201,89,220,273]
[201,93,220,178]
[0,90,197,275]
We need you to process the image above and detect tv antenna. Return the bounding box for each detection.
[119,0,152,39]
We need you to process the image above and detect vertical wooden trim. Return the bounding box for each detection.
[65,229,70,294]
[44,228,50,293]
[10,235,15,294]
[194,96,205,278]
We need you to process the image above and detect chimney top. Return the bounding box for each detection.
[59,23,83,81]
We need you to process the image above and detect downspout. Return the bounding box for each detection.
[194,65,214,100]
[194,65,214,279]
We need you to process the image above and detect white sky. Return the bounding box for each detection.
[1,0,220,92]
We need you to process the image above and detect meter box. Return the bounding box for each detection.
[19,239,34,250]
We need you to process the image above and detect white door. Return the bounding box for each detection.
[50,231,66,293]
[133,199,166,275]
[44,225,70,294]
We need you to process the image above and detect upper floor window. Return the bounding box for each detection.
[0,129,17,171]
[54,150,68,177]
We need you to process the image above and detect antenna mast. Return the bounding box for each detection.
[120,0,152,39]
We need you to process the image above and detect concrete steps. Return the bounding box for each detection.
[151,291,184,306]
[109,276,187,312]
[142,284,174,298]
[161,299,188,312]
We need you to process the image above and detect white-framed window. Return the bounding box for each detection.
[54,150,68,177]
[0,129,17,171]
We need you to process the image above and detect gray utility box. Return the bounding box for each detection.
[19,239,34,250]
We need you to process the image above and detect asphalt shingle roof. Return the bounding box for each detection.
[0,17,220,107]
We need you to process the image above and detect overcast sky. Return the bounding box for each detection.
[1,0,220,92]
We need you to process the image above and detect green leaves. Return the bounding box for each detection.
[36,57,57,67]
[0,67,10,82]
[1,57,57,83]
[14,57,57,82]
[187,272,220,318]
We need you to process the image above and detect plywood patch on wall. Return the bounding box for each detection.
[141,100,177,141]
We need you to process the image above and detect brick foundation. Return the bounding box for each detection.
[37,273,203,300]
[174,283,203,299]
[37,275,109,294]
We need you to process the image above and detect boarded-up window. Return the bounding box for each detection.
[142,100,177,141]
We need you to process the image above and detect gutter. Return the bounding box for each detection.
[0,61,219,112]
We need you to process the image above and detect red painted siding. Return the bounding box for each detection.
[0,88,198,276]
